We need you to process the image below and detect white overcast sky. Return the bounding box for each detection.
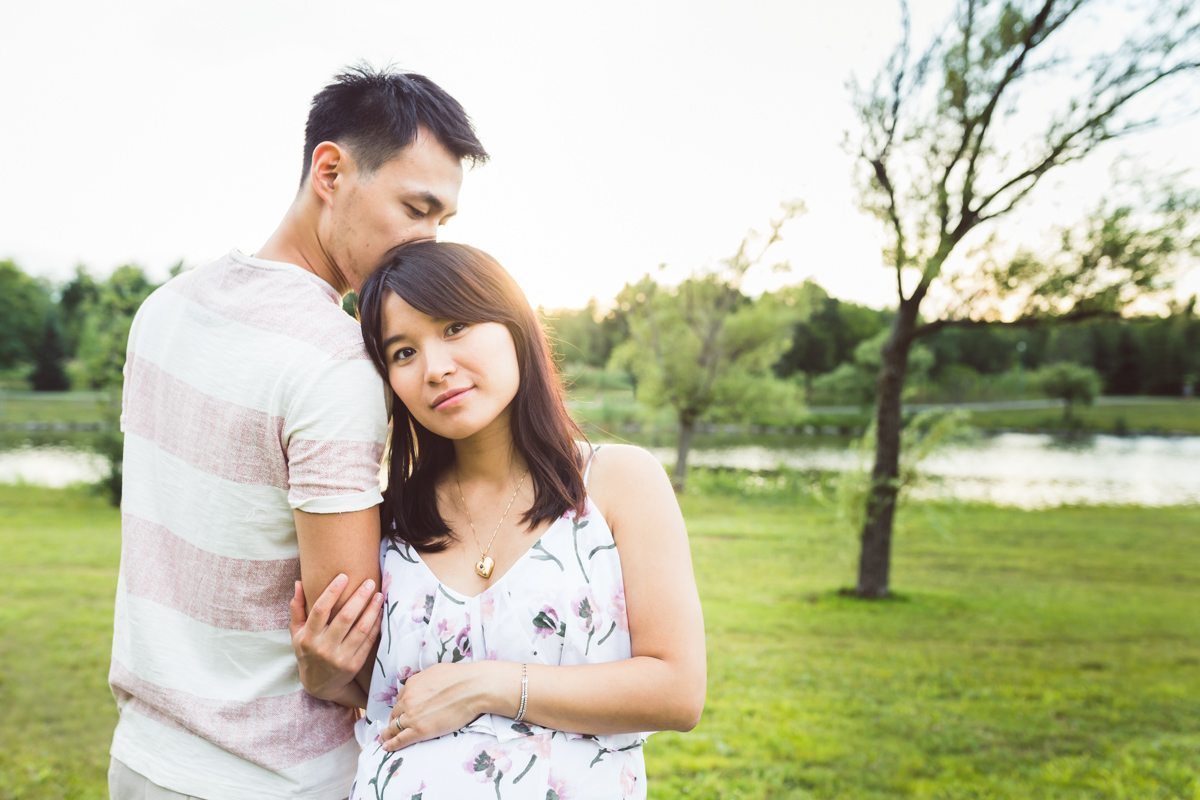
[2,0,1197,310]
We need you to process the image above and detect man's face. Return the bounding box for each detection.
[322,128,464,292]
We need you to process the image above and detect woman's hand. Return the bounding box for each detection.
[379,661,519,751]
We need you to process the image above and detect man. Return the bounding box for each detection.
[109,66,488,799]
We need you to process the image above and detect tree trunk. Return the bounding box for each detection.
[673,415,696,493]
[856,305,917,598]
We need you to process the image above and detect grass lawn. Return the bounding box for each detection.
[0,393,110,426]
[967,401,1200,435]
[0,486,121,800]
[1,481,1198,799]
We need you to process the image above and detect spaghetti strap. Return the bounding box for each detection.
[582,444,602,486]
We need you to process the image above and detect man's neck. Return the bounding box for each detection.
[256,198,349,295]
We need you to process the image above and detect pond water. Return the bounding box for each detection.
[0,445,108,487]
[633,433,1200,509]
[2,434,1198,508]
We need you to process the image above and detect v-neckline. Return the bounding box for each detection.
[406,505,581,601]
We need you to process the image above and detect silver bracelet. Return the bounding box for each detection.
[514,662,529,722]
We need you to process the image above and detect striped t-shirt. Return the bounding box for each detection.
[110,250,389,799]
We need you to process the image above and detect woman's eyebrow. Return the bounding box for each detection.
[382,333,409,348]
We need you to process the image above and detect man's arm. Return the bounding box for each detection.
[292,507,383,704]
[296,507,381,617]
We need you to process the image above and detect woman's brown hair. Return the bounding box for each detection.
[357,240,588,551]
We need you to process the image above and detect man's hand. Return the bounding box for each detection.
[290,574,384,706]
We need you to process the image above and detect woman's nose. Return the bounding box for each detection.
[424,344,455,383]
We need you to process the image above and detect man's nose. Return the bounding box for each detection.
[417,217,441,242]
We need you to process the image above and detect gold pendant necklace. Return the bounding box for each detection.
[456,468,528,579]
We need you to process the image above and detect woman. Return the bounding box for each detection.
[348,240,705,799]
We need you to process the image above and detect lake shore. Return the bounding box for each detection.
[2,481,1197,799]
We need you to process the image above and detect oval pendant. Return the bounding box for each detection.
[475,556,495,578]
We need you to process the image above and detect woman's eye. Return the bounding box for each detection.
[446,322,468,336]
[392,347,416,362]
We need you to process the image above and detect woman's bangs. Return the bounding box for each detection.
[385,260,505,327]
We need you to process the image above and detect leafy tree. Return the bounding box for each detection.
[774,281,891,400]
[543,298,625,369]
[0,259,50,370]
[78,265,157,390]
[78,265,159,504]
[58,265,100,357]
[1109,326,1142,394]
[610,205,803,492]
[29,310,71,391]
[848,0,1200,597]
[838,409,974,545]
[1033,362,1103,419]
[813,329,934,407]
[925,325,1019,377]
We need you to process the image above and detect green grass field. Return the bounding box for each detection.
[967,401,1200,435]
[4,390,1197,436]
[1,481,1198,799]
[0,393,110,426]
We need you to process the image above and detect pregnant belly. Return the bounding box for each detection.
[350,729,644,800]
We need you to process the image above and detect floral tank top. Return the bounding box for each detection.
[350,448,651,800]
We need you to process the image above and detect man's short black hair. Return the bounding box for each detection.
[301,64,488,186]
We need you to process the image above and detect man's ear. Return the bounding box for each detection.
[309,142,346,207]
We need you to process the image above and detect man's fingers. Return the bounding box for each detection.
[326,577,377,640]
[305,573,348,632]
[289,581,307,636]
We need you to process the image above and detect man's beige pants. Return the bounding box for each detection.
[108,758,203,800]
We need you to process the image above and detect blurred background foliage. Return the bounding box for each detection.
[2,257,1196,417]
[5,259,1196,405]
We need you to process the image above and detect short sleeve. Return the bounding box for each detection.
[284,351,389,514]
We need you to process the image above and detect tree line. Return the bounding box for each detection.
[0,260,163,393]
[3,0,1198,604]
[4,256,1197,408]
[541,279,1199,401]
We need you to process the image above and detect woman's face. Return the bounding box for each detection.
[379,291,520,441]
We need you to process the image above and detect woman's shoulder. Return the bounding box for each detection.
[579,443,674,526]
[582,442,663,474]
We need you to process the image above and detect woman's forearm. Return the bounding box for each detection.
[471,656,705,735]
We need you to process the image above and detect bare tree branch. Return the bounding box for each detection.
[974,60,1200,222]
[957,0,1078,228]
[869,156,910,301]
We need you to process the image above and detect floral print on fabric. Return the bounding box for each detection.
[349,448,651,799]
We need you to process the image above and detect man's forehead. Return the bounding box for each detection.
[378,152,462,206]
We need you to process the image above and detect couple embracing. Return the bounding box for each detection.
[108,67,706,800]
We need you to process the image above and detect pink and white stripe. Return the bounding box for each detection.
[123,353,289,489]
[164,254,368,359]
[121,513,298,632]
[111,251,390,799]
[111,660,355,772]
[288,438,387,501]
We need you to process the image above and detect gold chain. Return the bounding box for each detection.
[456,468,528,577]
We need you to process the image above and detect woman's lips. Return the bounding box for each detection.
[432,387,472,410]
